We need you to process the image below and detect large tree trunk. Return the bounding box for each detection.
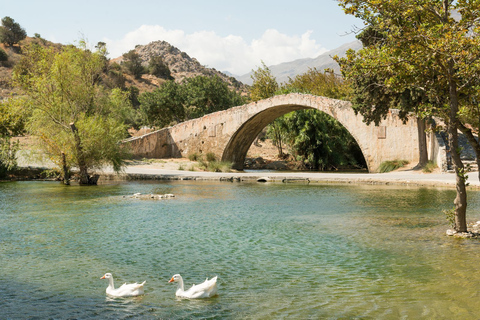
[448,75,467,232]
[417,117,428,167]
[70,122,94,185]
[61,151,70,185]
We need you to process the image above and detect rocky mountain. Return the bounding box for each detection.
[0,39,249,100]
[113,40,247,93]
[236,40,363,85]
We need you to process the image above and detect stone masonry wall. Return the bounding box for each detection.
[124,93,428,172]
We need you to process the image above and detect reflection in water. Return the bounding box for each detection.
[1,180,480,319]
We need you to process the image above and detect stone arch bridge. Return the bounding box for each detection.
[124,93,443,172]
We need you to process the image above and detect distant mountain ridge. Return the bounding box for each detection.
[236,40,363,85]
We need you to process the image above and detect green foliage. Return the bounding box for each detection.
[250,61,278,102]
[271,109,365,170]
[102,62,126,89]
[422,161,437,173]
[12,43,132,183]
[0,16,26,46]
[107,88,142,130]
[0,95,28,178]
[206,161,232,172]
[182,75,245,119]
[378,160,409,173]
[0,136,19,178]
[122,50,145,79]
[139,75,245,128]
[0,48,8,63]
[0,97,29,136]
[205,152,216,162]
[335,0,480,231]
[284,68,351,100]
[188,152,202,161]
[443,207,456,229]
[148,56,173,79]
[198,158,232,172]
[139,80,186,128]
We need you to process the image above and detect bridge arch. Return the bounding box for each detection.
[125,93,422,173]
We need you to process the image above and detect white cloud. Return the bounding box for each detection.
[104,26,327,76]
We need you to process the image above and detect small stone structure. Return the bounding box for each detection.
[123,93,443,173]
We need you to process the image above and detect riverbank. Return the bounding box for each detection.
[10,150,480,188]
[95,158,480,189]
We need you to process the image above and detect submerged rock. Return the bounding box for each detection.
[132,193,175,200]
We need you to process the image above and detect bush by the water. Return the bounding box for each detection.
[378,160,409,173]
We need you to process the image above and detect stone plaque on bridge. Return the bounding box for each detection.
[377,126,386,139]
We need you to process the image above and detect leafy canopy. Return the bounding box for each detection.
[12,43,133,180]
[0,16,26,47]
[335,0,480,232]
[250,61,279,102]
[139,75,245,128]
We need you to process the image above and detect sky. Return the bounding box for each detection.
[2,0,364,76]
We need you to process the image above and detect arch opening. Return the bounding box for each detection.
[222,104,368,171]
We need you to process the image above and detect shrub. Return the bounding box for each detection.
[207,161,232,172]
[422,161,437,173]
[0,136,19,178]
[378,159,409,173]
[188,152,202,161]
[122,50,145,79]
[148,56,173,79]
[206,152,216,162]
[0,48,7,62]
[443,207,456,228]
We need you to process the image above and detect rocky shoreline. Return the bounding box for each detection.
[447,221,480,238]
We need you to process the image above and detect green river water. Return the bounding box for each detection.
[1,180,480,319]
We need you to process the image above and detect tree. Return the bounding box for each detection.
[341,25,431,167]
[0,97,28,178]
[182,75,244,119]
[276,109,365,170]
[0,16,26,47]
[139,75,245,128]
[249,62,285,155]
[139,80,186,128]
[335,0,480,232]
[148,56,173,80]
[122,50,145,79]
[13,43,132,185]
[250,61,279,102]
[285,68,350,100]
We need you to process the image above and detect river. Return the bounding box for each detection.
[1,180,480,319]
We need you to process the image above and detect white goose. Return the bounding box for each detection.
[168,274,218,298]
[100,273,146,297]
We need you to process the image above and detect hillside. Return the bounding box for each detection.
[112,40,248,94]
[236,40,363,85]
[0,39,249,100]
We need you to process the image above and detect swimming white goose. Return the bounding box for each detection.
[100,273,146,297]
[168,274,218,298]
